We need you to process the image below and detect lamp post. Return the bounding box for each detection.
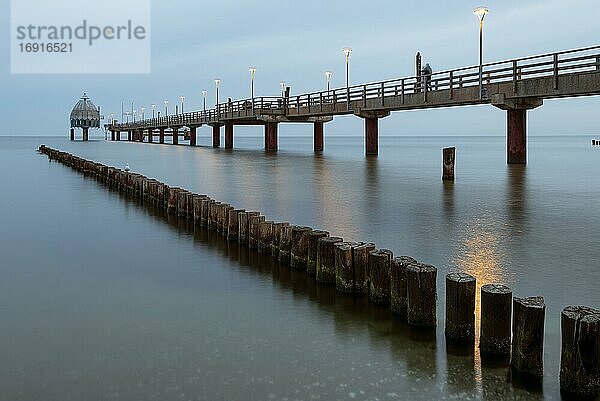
[280,81,285,98]
[141,107,145,121]
[110,113,114,125]
[124,112,130,123]
[325,70,333,98]
[164,100,169,116]
[202,90,207,114]
[133,109,136,123]
[180,96,185,114]
[473,6,489,100]
[342,47,352,109]
[215,79,221,117]
[151,104,156,119]
[249,67,256,109]
[215,79,221,106]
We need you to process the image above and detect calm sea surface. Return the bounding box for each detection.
[1,135,599,400]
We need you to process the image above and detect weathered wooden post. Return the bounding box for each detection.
[208,201,221,230]
[239,211,259,245]
[445,272,476,342]
[192,195,205,223]
[214,203,223,232]
[353,242,376,295]
[278,224,293,264]
[290,226,313,270]
[219,204,233,234]
[258,221,274,254]
[442,147,456,181]
[307,230,329,276]
[186,192,195,219]
[390,256,417,317]
[167,188,181,214]
[335,242,359,293]
[201,199,214,227]
[368,249,393,304]
[560,305,600,398]
[316,236,343,283]
[511,296,546,378]
[480,284,512,356]
[271,222,285,259]
[227,209,244,241]
[248,215,265,250]
[406,263,437,327]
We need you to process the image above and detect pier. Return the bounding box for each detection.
[107,45,600,164]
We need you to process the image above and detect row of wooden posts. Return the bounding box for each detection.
[38,144,599,398]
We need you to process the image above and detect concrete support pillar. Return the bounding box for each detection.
[159,128,165,144]
[365,117,378,156]
[492,94,542,165]
[128,131,132,141]
[225,124,234,149]
[83,127,89,141]
[148,129,153,143]
[70,128,75,141]
[189,126,197,146]
[172,127,179,145]
[212,125,221,148]
[265,122,278,151]
[116,131,120,141]
[111,131,115,141]
[507,109,526,164]
[314,121,324,152]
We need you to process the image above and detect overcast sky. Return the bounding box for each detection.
[2,0,599,136]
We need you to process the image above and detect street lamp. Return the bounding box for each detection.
[151,104,156,119]
[141,107,145,120]
[124,112,130,123]
[164,100,169,116]
[110,113,114,125]
[202,90,207,113]
[280,81,285,98]
[342,47,352,108]
[473,6,489,100]
[215,79,221,106]
[133,109,136,123]
[180,96,185,114]
[249,67,256,108]
[325,70,333,94]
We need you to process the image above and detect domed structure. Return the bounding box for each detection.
[70,92,101,141]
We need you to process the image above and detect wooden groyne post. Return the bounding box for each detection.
[442,147,456,181]
[369,249,393,304]
[390,256,417,317]
[480,284,512,356]
[511,296,546,379]
[406,263,437,328]
[445,272,476,343]
[560,305,600,398]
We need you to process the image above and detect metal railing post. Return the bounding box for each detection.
[449,71,454,100]
[401,79,405,104]
[553,53,559,89]
[512,60,518,93]
[381,82,385,106]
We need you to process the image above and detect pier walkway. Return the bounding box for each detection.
[106,45,600,164]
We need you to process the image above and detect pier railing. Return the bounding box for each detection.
[113,45,600,130]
